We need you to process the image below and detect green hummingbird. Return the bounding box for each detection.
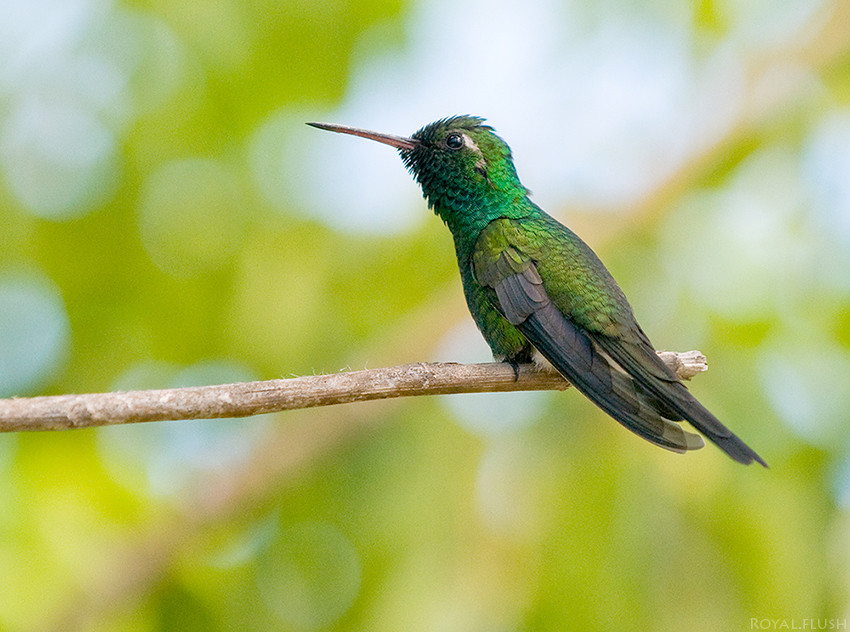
[308,116,766,466]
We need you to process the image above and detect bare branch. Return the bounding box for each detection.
[0,351,705,433]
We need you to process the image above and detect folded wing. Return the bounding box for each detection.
[473,219,765,465]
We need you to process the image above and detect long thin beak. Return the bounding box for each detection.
[307,122,419,151]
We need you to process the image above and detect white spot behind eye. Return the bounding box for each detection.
[462,133,488,173]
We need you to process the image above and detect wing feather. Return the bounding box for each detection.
[593,335,767,466]
[484,250,703,453]
[521,295,704,453]
[473,218,765,465]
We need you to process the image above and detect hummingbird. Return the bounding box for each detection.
[308,116,766,466]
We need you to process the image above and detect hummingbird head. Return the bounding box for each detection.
[308,116,528,219]
[404,116,527,212]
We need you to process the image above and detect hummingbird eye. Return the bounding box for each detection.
[445,133,463,150]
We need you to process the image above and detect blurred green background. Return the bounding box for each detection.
[1,0,849,630]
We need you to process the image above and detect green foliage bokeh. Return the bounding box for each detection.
[1,0,849,630]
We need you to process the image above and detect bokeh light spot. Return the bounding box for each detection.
[661,147,807,318]
[0,272,69,397]
[138,158,252,277]
[803,111,850,245]
[476,438,541,537]
[95,10,186,116]
[206,513,278,569]
[831,455,850,510]
[801,110,850,291]
[98,360,271,498]
[252,109,423,234]
[0,98,117,219]
[258,521,361,630]
[758,343,850,447]
[434,321,550,435]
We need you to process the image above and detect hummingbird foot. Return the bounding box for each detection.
[505,360,521,382]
